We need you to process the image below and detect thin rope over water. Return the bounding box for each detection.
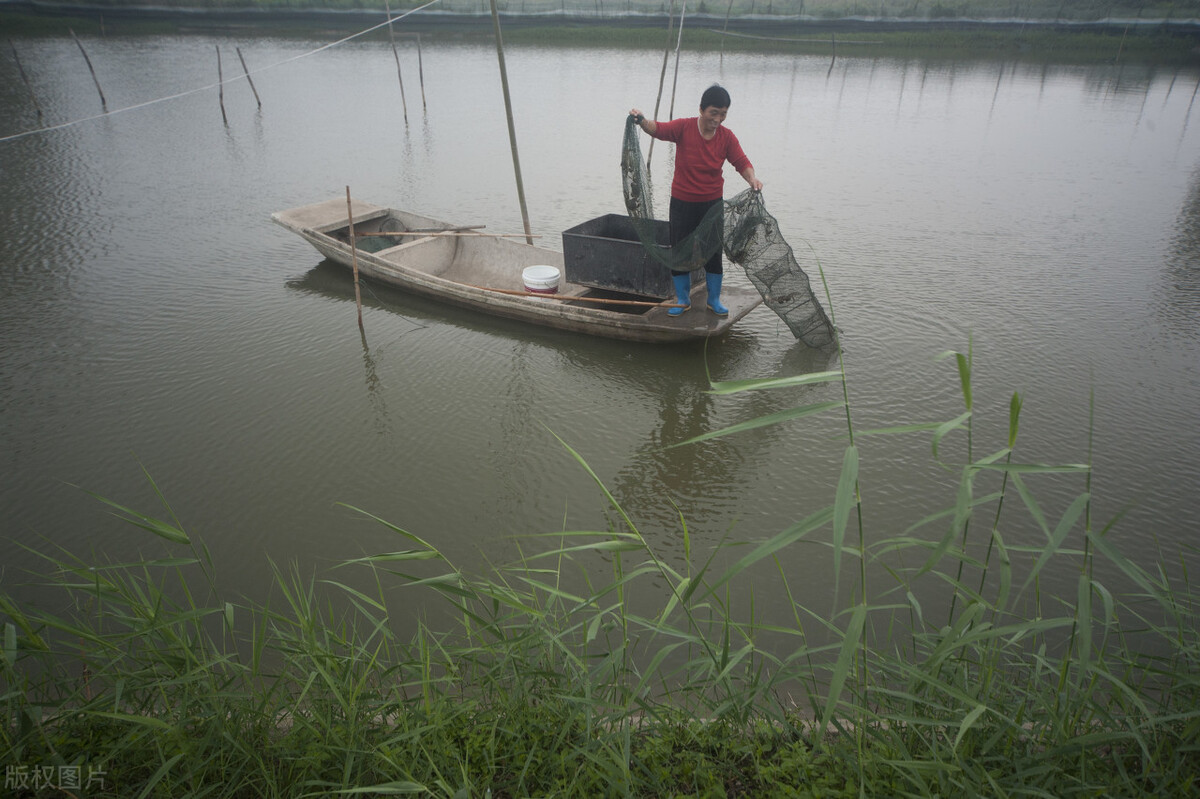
[622,115,836,348]
[0,0,442,146]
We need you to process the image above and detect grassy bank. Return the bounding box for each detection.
[498,24,1200,62]
[3,324,1199,796]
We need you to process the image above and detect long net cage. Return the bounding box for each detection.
[621,115,836,349]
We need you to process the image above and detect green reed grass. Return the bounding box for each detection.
[4,324,1200,795]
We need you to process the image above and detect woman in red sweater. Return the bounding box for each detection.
[629,84,763,316]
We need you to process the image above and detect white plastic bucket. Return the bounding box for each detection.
[522,265,561,295]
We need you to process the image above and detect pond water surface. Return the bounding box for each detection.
[2,32,1198,625]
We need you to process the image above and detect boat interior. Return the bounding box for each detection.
[324,209,662,316]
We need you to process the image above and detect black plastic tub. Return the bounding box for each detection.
[561,214,674,299]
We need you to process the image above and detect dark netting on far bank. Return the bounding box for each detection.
[622,116,836,348]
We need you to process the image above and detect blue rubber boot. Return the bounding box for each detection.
[706,272,729,316]
[668,273,692,316]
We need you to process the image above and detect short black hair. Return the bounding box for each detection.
[700,84,731,111]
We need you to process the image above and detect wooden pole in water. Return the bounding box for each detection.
[216,45,228,125]
[384,0,410,126]
[235,47,262,109]
[647,0,676,167]
[489,0,534,245]
[666,0,687,122]
[416,34,427,111]
[8,39,44,122]
[719,0,734,64]
[69,28,107,111]
[346,187,365,331]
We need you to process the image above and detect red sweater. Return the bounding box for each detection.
[650,117,753,202]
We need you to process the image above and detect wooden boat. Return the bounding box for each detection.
[272,198,762,343]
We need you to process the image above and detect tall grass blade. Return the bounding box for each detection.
[544,428,639,535]
[134,753,184,799]
[831,445,859,607]
[706,370,842,395]
[931,411,971,461]
[1085,526,1169,608]
[691,506,834,604]
[2,622,14,666]
[1008,391,1023,448]
[78,489,191,545]
[336,509,432,550]
[334,783,429,794]
[1009,472,1050,537]
[92,710,174,730]
[991,527,1013,613]
[955,351,973,411]
[818,602,867,745]
[669,401,844,448]
[1018,493,1090,595]
[934,344,973,411]
[917,467,972,577]
[953,703,988,753]
[341,551,443,564]
[976,463,1090,474]
[1076,573,1093,674]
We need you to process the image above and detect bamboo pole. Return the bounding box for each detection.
[346,187,365,331]
[647,0,676,167]
[415,34,427,111]
[1115,22,1129,64]
[235,47,262,109]
[464,284,686,308]
[384,0,409,125]
[719,0,734,64]
[828,33,837,75]
[489,0,534,245]
[69,28,106,111]
[667,0,687,122]
[8,39,44,122]
[216,45,228,125]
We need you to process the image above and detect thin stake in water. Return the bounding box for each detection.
[384,0,409,126]
[489,0,533,245]
[346,187,365,331]
[8,39,44,122]
[216,45,228,125]
[236,47,262,110]
[416,34,427,111]
[69,28,106,111]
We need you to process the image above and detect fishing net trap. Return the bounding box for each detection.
[621,116,836,349]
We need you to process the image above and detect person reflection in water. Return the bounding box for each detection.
[629,84,763,318]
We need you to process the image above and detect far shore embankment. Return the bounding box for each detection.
[5,0,1200,63]
[4,0,1200,37]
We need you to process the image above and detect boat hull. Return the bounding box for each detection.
[272,199,762,343]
